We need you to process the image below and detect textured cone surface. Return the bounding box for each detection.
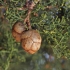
[12,29,21,42]
[13,21,26,33]
[21,29,42,54]
[12,21,26,42]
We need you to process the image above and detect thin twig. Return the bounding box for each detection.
[17,0,40,29]
[24,10,31,29]
[24,0,40,29]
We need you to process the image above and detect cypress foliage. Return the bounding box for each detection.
[0,0,70,70]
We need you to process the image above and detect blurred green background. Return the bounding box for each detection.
[0,0,70,70]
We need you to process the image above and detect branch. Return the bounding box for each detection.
[24,10,31,29]
[23,0,40,29]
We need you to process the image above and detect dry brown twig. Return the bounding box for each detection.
[22,0,40,29]
[24,10,31,29]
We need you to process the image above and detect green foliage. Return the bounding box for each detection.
[0,0,70,70]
